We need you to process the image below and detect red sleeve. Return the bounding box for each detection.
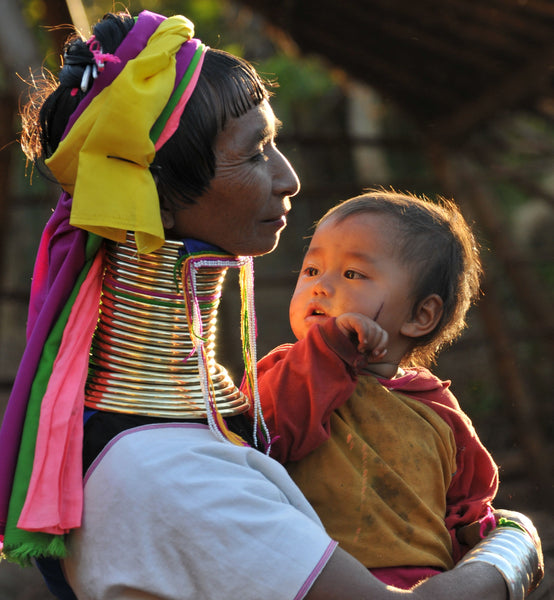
[409,381,499,562]
[249,319,361,463]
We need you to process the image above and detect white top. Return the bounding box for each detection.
[63,423,337,599]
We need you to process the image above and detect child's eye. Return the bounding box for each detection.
[303,266,318,277]
[344,270,363,279]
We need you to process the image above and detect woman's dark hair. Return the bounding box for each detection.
[318,190,483,367]
[21,12,135,161]
[154,49,271,206]
[21,11,271,206]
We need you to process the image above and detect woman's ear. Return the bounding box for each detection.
[160,208,175,231]
[400,294,443,339]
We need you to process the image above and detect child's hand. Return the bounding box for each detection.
[335,313,388,359]
[456,521,483,548]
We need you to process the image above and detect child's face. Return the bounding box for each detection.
[289,212,416,345]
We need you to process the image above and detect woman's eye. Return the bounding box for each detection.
[250,151,268,163]
[251,142,273,163]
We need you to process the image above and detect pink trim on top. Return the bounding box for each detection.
[84,422,210,484]
[294,541,338,600]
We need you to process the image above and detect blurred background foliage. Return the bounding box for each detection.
[9,0,553,482]
[0,2,552,597]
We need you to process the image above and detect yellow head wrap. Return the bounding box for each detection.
[45,15,203,254]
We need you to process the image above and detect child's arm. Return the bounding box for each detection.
[253,319,364,463]
[428,391,500,562]
[399,377,500,563]
[446,430,498,562]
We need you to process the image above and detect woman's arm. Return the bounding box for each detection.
[306,546,507,600]
[307,509,543,600]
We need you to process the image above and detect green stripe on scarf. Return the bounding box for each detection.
[150,43,205,143]
[2,234,101,566]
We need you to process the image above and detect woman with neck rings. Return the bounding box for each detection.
[0,9,542,600]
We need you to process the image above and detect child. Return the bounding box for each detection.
[252,190,499,590]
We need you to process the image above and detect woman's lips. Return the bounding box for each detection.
[262,214,287,230]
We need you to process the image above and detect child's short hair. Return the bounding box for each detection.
[318,190,483,366]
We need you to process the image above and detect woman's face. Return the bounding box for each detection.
[163,100,300,256]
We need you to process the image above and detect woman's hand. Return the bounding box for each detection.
[456,508,544,596]
[492,509,545,591]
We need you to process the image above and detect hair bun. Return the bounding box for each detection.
[59,38,95,89]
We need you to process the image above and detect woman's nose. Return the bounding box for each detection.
[272,147,300,199]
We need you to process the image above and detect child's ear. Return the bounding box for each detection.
[400,294,443,339]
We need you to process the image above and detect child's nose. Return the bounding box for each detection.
[313,275,333,296]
